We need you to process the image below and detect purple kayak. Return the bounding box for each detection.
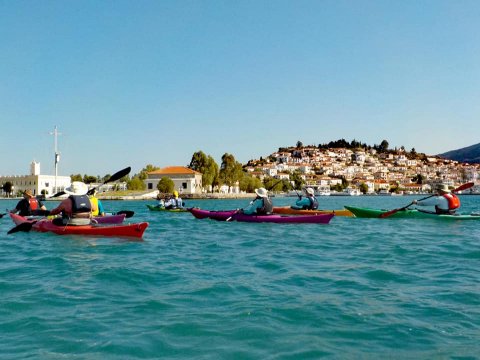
[93,213,126,224]
[188,208,334,224]
[18,213,126,225]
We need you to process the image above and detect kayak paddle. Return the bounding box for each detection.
[49,166,131,198]
[8,220,37,234]
[87,167,131,195]
[113,210,134,218]
[379,182,474,218]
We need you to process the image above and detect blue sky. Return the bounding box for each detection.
[1,0,479,177]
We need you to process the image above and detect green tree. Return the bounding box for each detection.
[296,141,303,148]
[379,139,389,152]
[83,175,97,184]
[138,164,160,180]
[359,182,369,194]
[239,174,263,193]
[2,181,13,197]
[157,177,175,193]
[71,174,82,182]
[411,174,424,184]
[219,153,243,192]
[127,177,146,190]
[189,151,219,191]
[290,171,305,190]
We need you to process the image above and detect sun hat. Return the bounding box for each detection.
[255,187,268,198]
[305,187,315,196]
[64,181,89,196]
[23,189,33,197]
[436,184,451,193]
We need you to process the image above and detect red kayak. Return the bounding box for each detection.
[10,213,148,238]
[188,208,334,224]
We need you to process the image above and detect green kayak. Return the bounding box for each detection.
[345,206,480,220]
[146,205,188,212]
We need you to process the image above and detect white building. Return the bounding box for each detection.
[145,166,203,194]
[0,161,71,197]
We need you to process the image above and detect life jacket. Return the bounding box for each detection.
[305,196,319,210]
[257,197,273,215]
[28,198,39,211]
[69,195,92,217]
[175,198,183,208]
[90,197,99,216]
[435,193,460,214]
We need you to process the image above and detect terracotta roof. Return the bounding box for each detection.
[148,166,202,175]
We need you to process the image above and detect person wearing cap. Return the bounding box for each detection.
[291,187,319,210]
[413,184,460,214]
[164,190,184,209]
[89,188,105,216]
[10,189,48,216]
[242,187,273,215]
[49,181,96,225]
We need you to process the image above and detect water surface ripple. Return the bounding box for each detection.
[1,196,479,359]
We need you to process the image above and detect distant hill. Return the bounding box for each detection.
[439,143,480,164]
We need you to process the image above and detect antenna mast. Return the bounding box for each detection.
[50,126,62,193]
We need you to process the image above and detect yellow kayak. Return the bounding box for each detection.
[273,206,353,217]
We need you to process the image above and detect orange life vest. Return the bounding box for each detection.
[28,198,39,211]
[443,193,460,210]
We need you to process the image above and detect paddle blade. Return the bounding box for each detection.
[50,191,66,198]
[379,202,414,219]
[87,167,131,195]
[116,210,134,218]
[454,182,474,192]
[107,167,131,183]
[7,222,35,234]
[378,209,401,218]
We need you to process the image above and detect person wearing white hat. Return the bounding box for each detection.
[242,187,273,215]
[413,183,460,214]
[49,181,96,225]
[291,187,319,210]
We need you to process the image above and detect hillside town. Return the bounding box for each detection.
[2,143,480,198]
[243,144,480,195]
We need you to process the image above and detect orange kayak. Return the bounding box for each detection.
[273,206,353,217]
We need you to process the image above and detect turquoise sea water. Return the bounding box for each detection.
[1,195,479,359]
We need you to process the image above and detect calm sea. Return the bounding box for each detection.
[1,195,479,359]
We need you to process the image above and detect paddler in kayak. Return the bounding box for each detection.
[242,187,273,215]
[164,190,185,210]
[291,187,319,210]
[10,189,49,216]
[413,184,460,215]
[89,188,105,216]
[49,181,97,225]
